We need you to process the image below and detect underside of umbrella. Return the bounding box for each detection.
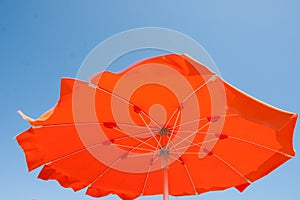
[16,54,297,199]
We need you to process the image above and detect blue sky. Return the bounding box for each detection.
[1,0,299,199]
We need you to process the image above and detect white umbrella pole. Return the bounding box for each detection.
[163,166,169,200]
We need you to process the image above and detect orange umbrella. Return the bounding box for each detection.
[16,54,297,200]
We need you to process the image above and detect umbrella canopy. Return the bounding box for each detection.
[16,54,297,199]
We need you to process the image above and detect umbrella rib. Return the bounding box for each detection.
[175,130,216,134]
[112,144,155,153]
[171,121,211,149]
[169,141,198,195]
[127,152,159,158]
[170,156,198,195]
[179,159,198,195]
[212,152,252,184]
[114,127,157,150]
[165,107,179,127]
[181,74,218,104]
[140,111,162,129]
[173,118,206,129]
[138,113,163,149]
[171,138,219,153]
[171,134,217,147]
[173,114,238,129]
[45,142,104,166]
[141,139,162,196]
[166,110,181,148]
[113,130,154,142]
[89,83,161,128]
[117,123,157,129]
[177,152,199,155]
[228,136,294,158]
[140,156,160,196]
[88,157,122,187]
[44,130,156,166]
[88,136,155,187]
[89,82,135,106]
[29,122,157,129]
[116,136,156,154]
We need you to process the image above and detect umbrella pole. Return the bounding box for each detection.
[163,166,169,200]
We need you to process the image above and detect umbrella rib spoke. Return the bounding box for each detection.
[212,152,252,184]
[89,83,133,105]
[88,157,122,187]
[140,111,162,128]
[175,130,216,134]
[173,130,195,133]
[45,137,154,167]
[166,110,181,148]
[181,160,198,195]
[228,136,293,158]
[182,75,218,104]
[179,152,204,155]
[45,131,156,167]
[113,130,154,142]
[89,83,161,128]
[174,118,206,129]
[117,123,157,129]
[45,142,103,166]
[88,136,156,187]
[29,122,157,129]
[174,114,237,129]
[140,156,160,196]
[141,140,162,196]
[114,127,157,150]
[138,113,163,149]
[121,136,157,154]
[171,138,219,153]
[123,136,157,155]
[169,141,198,195]
[113,144,154,153]
[127,152,159,158]
[165,107,180,127]
[171,121,211,149]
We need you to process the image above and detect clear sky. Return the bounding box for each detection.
[1,0,299,200]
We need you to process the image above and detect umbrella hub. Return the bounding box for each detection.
[159,146,171,160]
[159,127,170,136]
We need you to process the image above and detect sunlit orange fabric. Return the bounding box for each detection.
[16,54,297,199]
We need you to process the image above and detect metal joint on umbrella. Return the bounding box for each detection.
[32,125,43,129]
[209,74,218,82]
